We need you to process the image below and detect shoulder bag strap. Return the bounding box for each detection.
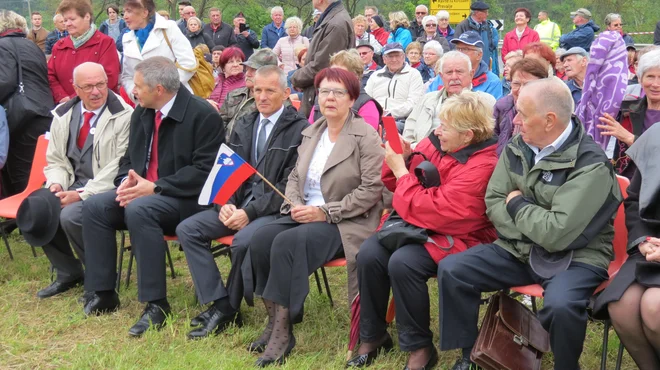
[10,39,25,96]
[161,28,197,73]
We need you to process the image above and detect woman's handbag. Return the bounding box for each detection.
[471,292,550,370]
[3,39,43,133]
[162,30,214,98]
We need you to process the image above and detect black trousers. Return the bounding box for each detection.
[437,243,608,370]
[42,201,85,283]
[1,116,49,197]
[176,208,277,308]
[83,190,202,302]
[247,216,343,323]
[358,235,437,352]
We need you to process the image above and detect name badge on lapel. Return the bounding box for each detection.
[541,170,553,183]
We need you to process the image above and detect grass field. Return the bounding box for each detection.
[0,229,639,369]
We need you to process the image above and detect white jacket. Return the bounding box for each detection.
[364,63,425,120]
[44,91,132,200]
[121,14,196,99]
[355,32,382,54]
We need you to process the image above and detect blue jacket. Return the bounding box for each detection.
[441,25,455,46]
[427,60,502,100]
[387,26,413,50]
[99,19,128,52]
[560,20,600,51]
[455,16,500,76]
[0,106,8,170]
[417,62,434,83]
[566,79,583,107]
[261,22,286,49]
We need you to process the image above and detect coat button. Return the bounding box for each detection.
[72,51,76,54]
[69,79,73,83]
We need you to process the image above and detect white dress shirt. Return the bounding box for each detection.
[527,120,573,164]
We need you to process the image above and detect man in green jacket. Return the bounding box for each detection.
[535,10,561,50]
[437,77,622,370]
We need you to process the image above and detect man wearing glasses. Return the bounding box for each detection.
[408,5,429,39]
[29,62,132,299]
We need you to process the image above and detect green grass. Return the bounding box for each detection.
[0,230,638,369]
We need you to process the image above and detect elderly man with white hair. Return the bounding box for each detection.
[408,4,429,39]
[436,10,455,44]
[560,46,589,106]
[28,62,132,299]
[261,6,286,49]
[45,13,68,55]
[404,51,495,147]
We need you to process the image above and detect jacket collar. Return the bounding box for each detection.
[55,30,100,50]
[55,91,127,117]
[153,13,170,30]
[428,133,497,164]
[377,63,412,78]
[624,97,648,136]
[316,1,343,27]
[510,116,584,166]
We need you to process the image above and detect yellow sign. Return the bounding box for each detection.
[430,0,471,24]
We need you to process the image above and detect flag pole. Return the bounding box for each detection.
[253,170,294,206]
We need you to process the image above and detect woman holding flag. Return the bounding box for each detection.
[243,68,384,367]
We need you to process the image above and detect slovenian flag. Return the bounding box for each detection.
[198,144,256,206]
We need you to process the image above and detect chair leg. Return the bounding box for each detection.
[31,245,37,258]
[615,341,625,370]
[125,249,134,289]
[165,244,175,279]
[321,267,333,307]
[0,227,13,260]
[600,320,610,370]
[313,270,323,295]
[116,231,126,291]
[531,296,538,314]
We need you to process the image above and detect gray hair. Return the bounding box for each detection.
[53,13,63,22]
[604,13,622,26]
[436,10,450,21]
[270,6,283,15]
[135,56,181,92]
[637,49,660,81]
[524,77,574,124]
[422,15,436,26]
[255,65,288,91]
[187,16,201,27]
[416,4,429,12]
[504,50,523,62]
[365,6,379,14]
[73,62,107,84]
[555,48,567,57]
[0,10,28,34]
[423,40,444,57]
[284,16,303,31]
[439,50,472,73]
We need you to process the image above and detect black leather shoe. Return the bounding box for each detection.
[83,292,120,316]
[187,307,243,339]
[346,334,394,367]
[247,338,268,353]
[78,291,95,305]
[450,356,481,370]
[190,307,213,327]
[403,346,438,370]
[254,334,296,367]
[37,278,83,299]
[128,303,171,337]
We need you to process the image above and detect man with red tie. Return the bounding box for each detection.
[81,57,224,337]
[34,62,132,299]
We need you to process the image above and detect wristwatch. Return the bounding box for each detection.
[154,184,162,194]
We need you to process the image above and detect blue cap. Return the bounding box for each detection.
[383,42,404,55]
[450,31,484,48]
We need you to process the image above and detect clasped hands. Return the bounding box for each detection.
[640,237,660,262]
[115,169,155,207]
[49,184,81,207]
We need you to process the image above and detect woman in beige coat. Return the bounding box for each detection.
[243,68,384,366]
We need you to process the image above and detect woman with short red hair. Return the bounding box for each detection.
[523,41,557,76]
[48,0,120,104]
[243,68,384,366]
[207,47,246,110]
[501,8,540,59]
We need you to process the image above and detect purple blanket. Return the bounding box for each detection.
[576,31,628,151]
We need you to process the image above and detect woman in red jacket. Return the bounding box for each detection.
[48,0,120,104]
[501,8,540,59]
[346,91,498,370]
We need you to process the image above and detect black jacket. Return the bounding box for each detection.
[408,20,425,39]
[624,170,660,253]
[115,86,224,199]
[202,22,237,48]
[236,29,259,59]
[0,33,53,132]
[655,21,660,45]
[228,105,308,221]
[187,29,214,51]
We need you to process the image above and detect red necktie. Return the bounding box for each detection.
[78,112,94,149]
[146,111,163,182]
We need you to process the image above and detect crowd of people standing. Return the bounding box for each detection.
[1,0,660,369]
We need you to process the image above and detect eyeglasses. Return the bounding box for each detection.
[416,12,427,15]
[510,81,530,90]
[455,47,480,54]
[422,52,437,57]
[75,81,108,93]
[358,51,372,56]
[318,88,348,99]
[425,24,437,27]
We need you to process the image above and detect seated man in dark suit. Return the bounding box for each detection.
[81,56,224,337]
[177,65,309,339]
[437,77,623,370]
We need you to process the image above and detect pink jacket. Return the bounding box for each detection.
[209,73,245,108]
[273,35,310,74]
[501,26,540,58]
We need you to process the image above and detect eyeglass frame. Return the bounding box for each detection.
[74,81,108,93]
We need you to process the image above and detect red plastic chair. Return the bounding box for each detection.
[314,257,347,307]
[510,175,630,370]
[0,134,48,260]
[118,232,177,290]
[291,100,301,110]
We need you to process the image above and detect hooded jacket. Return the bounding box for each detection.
[501,26,540,58]
[486,117,622,270]
[560,20,600,51]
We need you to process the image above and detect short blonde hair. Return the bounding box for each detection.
[389,11,410,29]
[284,16,303,31]
[187,16,201,27]
[406,41,423,54]
[438,91,495,144]
[504,50,523,62]
[436,10,450,20]
[0,9,28,34]
[330,49,364,79]
[353,14,368,26]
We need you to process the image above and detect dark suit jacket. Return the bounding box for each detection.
[114,86,224,199]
